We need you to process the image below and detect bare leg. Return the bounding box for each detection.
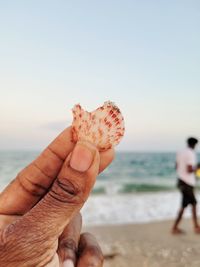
[192,204,200,233]
[171,207,185,234]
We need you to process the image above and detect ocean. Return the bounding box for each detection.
[1,151,200,225]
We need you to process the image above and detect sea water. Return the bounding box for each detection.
[1,151,200,225]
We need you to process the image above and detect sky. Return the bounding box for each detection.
[0,0,200,151]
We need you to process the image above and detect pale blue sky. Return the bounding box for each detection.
[0,1,200,151]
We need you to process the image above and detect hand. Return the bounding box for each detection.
[0,127,114,266]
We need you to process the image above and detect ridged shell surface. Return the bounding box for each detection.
[71,101,125,151]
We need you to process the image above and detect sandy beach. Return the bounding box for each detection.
[85,219,200,267]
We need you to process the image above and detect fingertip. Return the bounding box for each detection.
[99,148,115,173]
[69,141,99,173]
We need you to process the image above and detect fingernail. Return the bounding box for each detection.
[70,141,96,172]
[63,259,74,267]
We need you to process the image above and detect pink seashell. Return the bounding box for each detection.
[71,101,125,151]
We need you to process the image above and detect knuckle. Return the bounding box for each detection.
[59,238,77,263]
[49,177,84,205]
[35,148,62,177]
[17,172,47,197]
[60,238,77,251]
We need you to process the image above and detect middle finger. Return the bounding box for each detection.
[58,213,82,267]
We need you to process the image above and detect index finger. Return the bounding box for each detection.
[0,127,74,215]
[0,127,114,216]
[58,213,82,266]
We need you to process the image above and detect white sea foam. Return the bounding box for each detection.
[82,192,200,226]
[1,151,200,226]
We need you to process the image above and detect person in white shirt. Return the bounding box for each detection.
[172,137,199,234]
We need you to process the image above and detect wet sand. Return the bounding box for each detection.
[85,219,200,267]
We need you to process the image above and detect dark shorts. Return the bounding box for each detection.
[177,179,197,208]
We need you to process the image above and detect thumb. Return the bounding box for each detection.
[9,141,99,244]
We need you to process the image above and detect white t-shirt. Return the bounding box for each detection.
[176,147,197,186]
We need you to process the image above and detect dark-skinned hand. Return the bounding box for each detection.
[0,127,114,267]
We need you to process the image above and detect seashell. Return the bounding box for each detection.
[71,101,125,151]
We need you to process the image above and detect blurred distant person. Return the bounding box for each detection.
[172,137,200,234]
